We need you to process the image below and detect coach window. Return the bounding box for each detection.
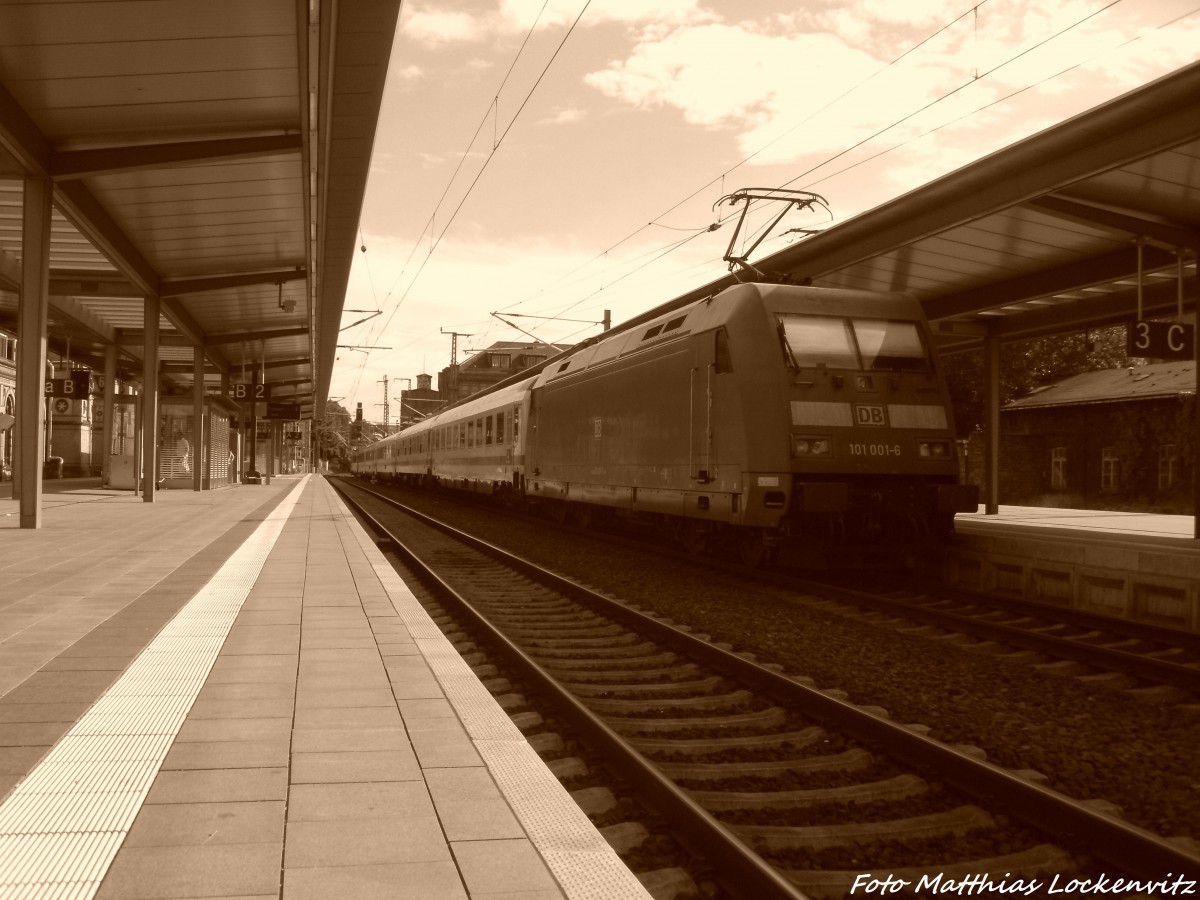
[513,406,520,441]
[496,411,505,444]
[477,418,483,446]
[485,415,493,445]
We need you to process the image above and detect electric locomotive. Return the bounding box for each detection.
[351,282,977,566]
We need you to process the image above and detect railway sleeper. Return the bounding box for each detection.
[730,803,994,851]
[691,773,928,812]
[582,688,753,714]
[534,652,682,672]
[527,641,660,660]
[562,676,726,698]
[657,747,873,780]
[787,843,1075,900]
[539,663,702,684]
[607,705,787,734]
[630,726,826,755]
[504,623,626,638]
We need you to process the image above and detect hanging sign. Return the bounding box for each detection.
[1127,320,1194,360]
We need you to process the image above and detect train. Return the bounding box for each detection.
[350,282,979,567]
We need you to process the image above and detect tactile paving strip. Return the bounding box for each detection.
[0,477,307,899]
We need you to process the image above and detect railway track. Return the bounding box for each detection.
[787,574,1200,703]
[331,479,1200,899]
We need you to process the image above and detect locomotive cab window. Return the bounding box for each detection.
[778,315,857,369]
[852,319,930,372]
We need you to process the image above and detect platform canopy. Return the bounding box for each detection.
[638,61,1200,354]
[0,0,403,418]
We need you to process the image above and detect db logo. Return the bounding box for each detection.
[855,404,887,426]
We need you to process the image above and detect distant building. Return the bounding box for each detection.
[438,341,571,406]
[396,373,440,427]
[999,362,1195,509]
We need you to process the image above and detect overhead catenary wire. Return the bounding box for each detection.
[368,0,595,351]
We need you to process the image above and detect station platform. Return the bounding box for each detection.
[0,475,651,900]
[945,505,1200,632]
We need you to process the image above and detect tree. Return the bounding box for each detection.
[940,325,1129,437]
[316,401,353,472]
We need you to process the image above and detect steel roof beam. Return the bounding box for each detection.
[49,134,303,181]
[1028,195,1200,249]
[924,245,1178,321]
[204,326,310,345]
[161,269,308,296]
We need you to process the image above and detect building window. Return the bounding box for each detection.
[1159,444,1178,490]
[1050,447,1067,491]
[1100,447,1119,493]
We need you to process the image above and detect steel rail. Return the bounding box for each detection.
[332,480,809,900]
[793,575,1200,695]
[335,479,1200,882]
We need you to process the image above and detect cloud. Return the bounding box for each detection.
[402,0,715,47]
[539,107,587,125]
[403,8,488,45]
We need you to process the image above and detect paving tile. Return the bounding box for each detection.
[406,720,483,769]
[284,816,450,867]
[187,697,295,719]
[195,681,297,701]
[450,839,561,897]
[287,781,435,822]
[425,768,524,841]
[163,738,291,770]
[175,717,293,743]
[292,706,400,730]
[96,842,281,899]
[0,721,71,747]
[396,699,455,720]
[294,688,397,708]
[289,727,412,754]
[282,861,468,900]
[146,767,289,804]
[290,749,422,784]
[0,744,50,775]
[124,800,286,846]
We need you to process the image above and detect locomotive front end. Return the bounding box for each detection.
[757,287,978,564]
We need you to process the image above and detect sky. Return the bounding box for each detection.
[329,0,1200,423]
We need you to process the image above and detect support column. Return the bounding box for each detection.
[142,295,160,502]
[985,333,1001,515]
[100,343,117,486]
[193,346,204,491]
[17,175,51,529]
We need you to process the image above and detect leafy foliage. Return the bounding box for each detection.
[940,326,1129,437]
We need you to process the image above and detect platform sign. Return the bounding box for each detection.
[1127,320,1194,360]
[226,382,271,402]
[266,402,301,421]
[44,370,90,398]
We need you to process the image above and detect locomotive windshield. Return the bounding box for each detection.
[852,319,930,372]
[778,314,931,372]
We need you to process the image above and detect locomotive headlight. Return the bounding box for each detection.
[918,440,951,459]
[793,435,832,457]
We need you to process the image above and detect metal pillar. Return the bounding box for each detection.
[17,175,51,529]
[985,333,1001,515]
[142,295,160,502]
[100,344,116,486]
[193,346,204,491]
